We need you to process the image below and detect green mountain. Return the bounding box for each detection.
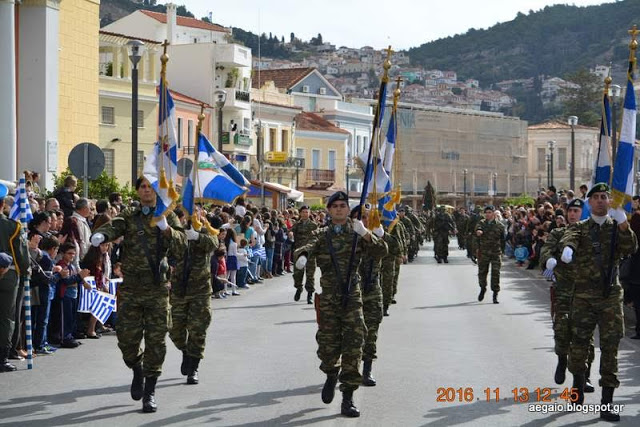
[100,0,194,28]
[407,1,640,87]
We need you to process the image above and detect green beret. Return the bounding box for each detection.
[567,199,585,210]
[587,182,610,198]
[484,205,495,212]
[326,191,348,207]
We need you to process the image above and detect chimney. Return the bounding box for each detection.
[166,3,177,44]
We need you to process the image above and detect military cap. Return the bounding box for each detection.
[484,205,495,212]
[567,199,585,210]
[397,205,406,212]
[0,252,13,269]
[0,182,8,199]
[326,191,348,207]
[299,205,310,211]
[350,205,361,218]
[587,182,610,198]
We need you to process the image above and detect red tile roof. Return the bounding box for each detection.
[295,112,350,135]
[140,10,229,33]
[252,67,315,90]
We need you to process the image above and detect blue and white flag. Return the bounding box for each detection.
[108,278,121,312]
[253,246,266,260]
[9,178,33,224]
[78,276,97,313]
[593,92,612,185]
[611,59,637,210]
[90,291,117,325]
[143,143,175,222]
[158,78,179,185]
[379,110,398,226]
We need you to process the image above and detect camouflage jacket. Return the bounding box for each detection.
[475,219,505,254]
[539,225,574,287]
[400,216,415,237]
[359,235,388,292]
[94,208,186,287]
[434,212,456,234]
[291,219,318,250]
[0,214,29,278]
[295,219,388,295]
[170,228,218,297]
[383,228,402,258]
[407,212,425,233]
[392,220,408,256]
[560,217,638,295]
[466,213,481,236]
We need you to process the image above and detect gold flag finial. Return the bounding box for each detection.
[393,76,403,105]
[629,25,639,50]
[382,45,393,83]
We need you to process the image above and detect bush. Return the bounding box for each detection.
[504,194,535,207]
[310,203,326,211]
[50,168,138,201]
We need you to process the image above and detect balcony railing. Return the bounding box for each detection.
[222,132,252,147]
[306,169,335,188]
[235,89,250,103]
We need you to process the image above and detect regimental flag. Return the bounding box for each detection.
[593,92,612,186]
[77,276,97,313]
[611,53,637,210]
[143,143,175,222]
[9,178,33,224]
[158,78,179,188]
[361,83,390,198]
[380,110,398,226]
[90,291,117,325]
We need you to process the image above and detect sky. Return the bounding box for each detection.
[182,0,614,50]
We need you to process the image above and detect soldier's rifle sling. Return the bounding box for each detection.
[604,220,619,298]
[135,214,161,285]
[326,230,350,307]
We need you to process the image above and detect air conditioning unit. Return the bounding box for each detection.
[319,87,327,95]
[302,85,310,93]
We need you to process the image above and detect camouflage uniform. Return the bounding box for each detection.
[454,211,469,250]
[95,208,186,378]
[433,209,456,261]
[399,215,416,261]
[406,209,424,248]
[381,223,403,311]
[475,218,505,292]
[560,217,637,388]
[295,219,387,392]
[424,211,434,242]
[169,228,218,361]
[393,220,408,297]
[291,218,318,293]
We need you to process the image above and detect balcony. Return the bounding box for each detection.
[306,169,335,189]
[222,132,252,147]
[223,88,251,110]
[264,154,305,168]
[214,43,251,68]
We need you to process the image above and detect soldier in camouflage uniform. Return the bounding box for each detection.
[291,205,318,304]
[398,207,416,262]
[433,206,456,263]
[424,210,434,242]
[466,207,482,264]
[406,207,424,248]
[381,219,404,316]
[559,183,637,421]
[391,218,408,303]
[350,206,389,387]
[92,177,186,413]
[475,206,505,303]
[295,191,387,417]
[169,205,218,385]
[454,208,469,250]
[540,199,596,391]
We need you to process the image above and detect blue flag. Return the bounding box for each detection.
[9,178,33,224]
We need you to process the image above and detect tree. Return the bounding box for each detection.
[202,16,212,23]
[423,181,437,210]
[560,68,601,127]
[290,32,295,43]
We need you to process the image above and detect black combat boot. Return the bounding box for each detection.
[341,390,360,417]
[493,292,499,304]
[180,351,189,376]
[572,373,585,405]
[321,373,338,404]
[391,298,397,304]
[443,257,449,263]
[436,256,442,264]
[307,291,313,305]
[362,360,376,386]
[187,357,200,385]
[383,305,389,317]
[0,348,17,373]
[142,377,158,413]
[600,386,620,421]
[130,364,144,401]
[478,288,486,302]
[584,362,595,393]
[294,288,302,302]
[554,354,567,384]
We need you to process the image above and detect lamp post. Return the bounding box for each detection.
[547,140,555,187]
[492,172,497,200]
[127,40,145,184]
[546,153,551,187]
[568,116,578,191]
[463,168,468,209]
[214,89,227,153]
[610,84,622,164]
[636,171,640,196]
[255,119,265,207]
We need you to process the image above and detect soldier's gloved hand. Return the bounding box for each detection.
[185,227,200,241]
[352,219,369,237]
[90,233,105,247]
[609,208,628,224]
[560,247,573,264]
[372,226,384,237]
[295,255,307,270]
[542,269,555,280]
[545,258,557,270]
[156,216,169,231]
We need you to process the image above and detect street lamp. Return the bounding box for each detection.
[568,115,578,191]
[127,39,145,184]
[492,172,497,199]
[463,168,468,209]
[547,140,555,187]
[610,84,622,163]
[546,153,551,187]
[214,89,227,152]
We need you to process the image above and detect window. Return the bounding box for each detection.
[357,135,362,153]
[101,106,114,124]
[537,148,545,171]
[269,128,277,152]
[137,110,144,128]
[177,118,183,148]
[281,129,289,153]
[558,147,567,170]
[363,136,368,151]
[103,148,115,176]
[296,148,304,160]
[328,150,336,171]
[312,149,320,169]
[243,117,251,133]
[137,150,144,177]
[187,120,194,149]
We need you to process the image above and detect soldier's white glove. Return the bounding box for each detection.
[560,247,573,264]
[295,255,307,270]
[545,258,557,270]
[90,233,105,247]
[372,226,384,238]
[609,208,628,224]
[185,227,200,241]
[352,219,368,237]
[156,216,169,231]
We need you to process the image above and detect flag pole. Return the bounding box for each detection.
[18,178,34,369]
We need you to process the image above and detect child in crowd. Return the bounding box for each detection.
[56,242,91,348]
[514,235,529,267]
[224,228,240,296]
[32,236,63,354]
[236,238,249,289]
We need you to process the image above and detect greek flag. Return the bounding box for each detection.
[361,83,390,198]
[611,59,637,210]
[77,276,97,313]
[593,92,612,185]
[143,143,175,222]
[90,291,117,325]
[253,246,266,260]
[158,78,179,185]
[9,178,33,223]
[109,278,121,312]
[380,110,398,226]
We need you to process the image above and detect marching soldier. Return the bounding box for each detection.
[406,206,424,250]
[91,177,187,413]
[169,205,218,385]
[559,183,637,421]
[540,199,595,391]
[475,206,505,303]
[381,219,404,316]
[466,207,482,264]
[433,206,456,263]
[454,208,469,250]
[398,207,416,262]
[291,205,318,304]
[294,191,387,417]
[392,214,408,303]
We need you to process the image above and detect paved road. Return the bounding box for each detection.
[1,241,639,426]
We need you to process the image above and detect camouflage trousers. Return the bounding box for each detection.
[393,259,401,297]
[433,233,450,258]
[169,292,212,360]
[117,285,169,378]
[293,256,316,293]
[362,283,383,361]
[478,252,501,291]
[552,286,595,362]
[380,255,396,308]
[568,291,624,388]
[315,289,365,392]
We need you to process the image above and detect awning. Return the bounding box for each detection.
[248,181,304,202]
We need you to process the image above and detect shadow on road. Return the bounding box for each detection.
[275,320,317,325]
[214,302,298,311]
[413,301,479,310]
